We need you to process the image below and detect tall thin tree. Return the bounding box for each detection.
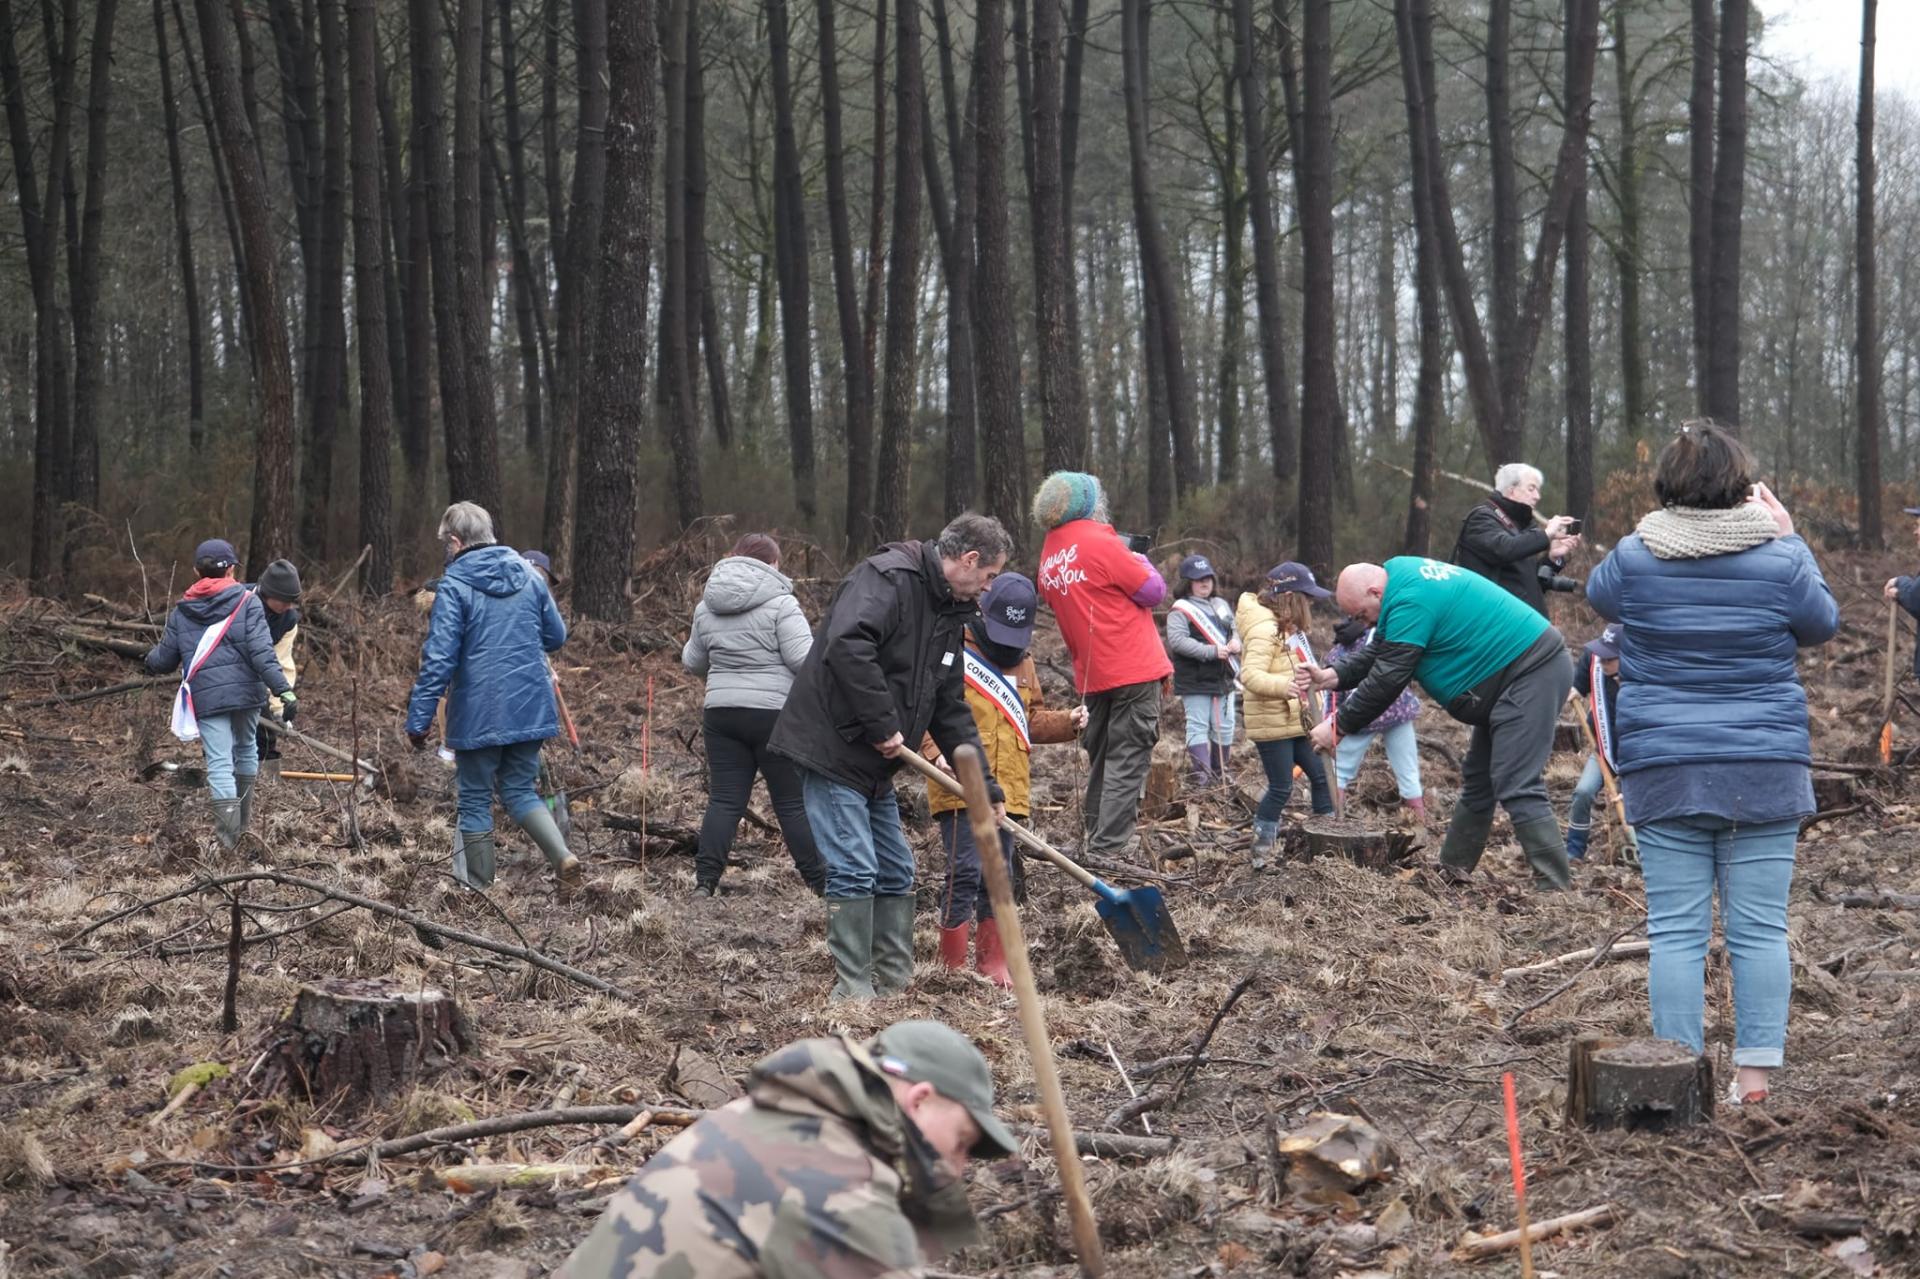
[765,0,816,521]
[1857,0,1882,547]
[453,0,502,518]
[1687,0,1714,408]
[67,0,122,514]
[1703,0,1746,423]
[1230,0,1295,483]
[153,0,205,453]
[1029,0,1088,473]
[1564,0,1594,520]
[1295,0,1335,576]
[974,0,1027,543]
[873,0,927,539]
[1393,0,1440,554]
[657,0,701,525]
[818,0,877,549]
[348,0,392,592]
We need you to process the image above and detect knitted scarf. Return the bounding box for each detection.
[1635,504,1780,561]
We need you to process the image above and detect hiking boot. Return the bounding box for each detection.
[454,830,497,888]
[973,917,1013,989]
[1513,816,1573,891]
[210,798,244,851]
[1437,802,1496,877]
[517,804,578,880]
[871,895,917,995]
[1565,822,1590,862]
[938,923,971,970]
[1187,745,1213,786]
[692,882,717,899]
[826,897,878,1001]
[1250,819,1278,873]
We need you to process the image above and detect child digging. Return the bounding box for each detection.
[1565,624,1621,861]
[147,539,297,850]
[920,573,1087,986]
[1164,554,1241,785]
[1236,562,1336,870]
[1327,615,1427,823]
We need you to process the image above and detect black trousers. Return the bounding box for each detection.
[697,706,826,893]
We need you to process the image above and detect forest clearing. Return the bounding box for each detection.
[3,524,1919,1279]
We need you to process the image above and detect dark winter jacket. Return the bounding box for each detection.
[1453,493,1558,617]
[146,582,292,717]
[1894,575,1920,679]
[1164,595,1237,696]
[768,540,1002,802]
[404,543,568,751]
[1585,532,1839,776]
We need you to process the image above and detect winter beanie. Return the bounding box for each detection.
[1031,471,1103,530]
[257,558,303,602]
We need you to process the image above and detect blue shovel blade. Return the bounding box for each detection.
[1091,880,1188,972]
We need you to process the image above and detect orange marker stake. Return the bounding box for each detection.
[1503,1071,1536,1279]
[643,676,654,775]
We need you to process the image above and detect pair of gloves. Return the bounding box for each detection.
[272,689,298,724]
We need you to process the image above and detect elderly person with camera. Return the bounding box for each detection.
[1033,471,1172,860]
[1453,463,1582,617]
[1586,421,1838,1107]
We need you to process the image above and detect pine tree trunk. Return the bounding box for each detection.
[1216,72,1244,488]
[1687,0,1715,411]
[413,0,475,504]
[1030,0,1088,476]
[349,0,393,594]
[1703,0,1746,424]
[657,0,701,527]
[1612,0,1646,439]
[1563,0,1593,522]
[872,0,926,540]
[685,1,730,452]
[498,0,543,455]
[1232,0,1295,484]
[766,0,816,522]
[574,0,656,622]
[1485,0,1518,423]
[453,0,502,521]
[973,0,1027,546]
[930,0,977,521]
[68,0,122,515]
[305,0,348,558]
[1394,0,1440,556]
[154,0,206,453]
[1857,0,1882,548]
[1295,0,1336,578]
[818,0,875,549]
[375,58,417,498]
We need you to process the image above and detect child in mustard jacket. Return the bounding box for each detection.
[1235,561,1336,870]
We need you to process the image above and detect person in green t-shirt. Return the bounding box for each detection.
[1296,558,1574,890]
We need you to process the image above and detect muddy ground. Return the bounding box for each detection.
[5,541,1920,1278]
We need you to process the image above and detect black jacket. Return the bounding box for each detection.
[768,541,1002,801]
[146,584,292,718]
[1897,575,1920,679]
[1453,494,1556,617]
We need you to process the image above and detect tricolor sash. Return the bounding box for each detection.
[1172,598,1240,675]
[963,649,1030,751]
[1284,630,1317,670]
[1587,654,1615,771]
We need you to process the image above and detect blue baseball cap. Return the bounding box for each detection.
[980,572,1039,649]
[1585,624,1621,661]
[1179,554,1217,581]
[194,539,238,571]
[1266,560,1331,598]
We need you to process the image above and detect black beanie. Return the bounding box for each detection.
[258,558,303,603]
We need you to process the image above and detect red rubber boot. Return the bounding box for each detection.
[973,918,1013,988]
[938,923,971,970]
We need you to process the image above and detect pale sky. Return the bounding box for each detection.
[1768,0,1920,100]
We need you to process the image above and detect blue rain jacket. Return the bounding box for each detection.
[405,544,567,749]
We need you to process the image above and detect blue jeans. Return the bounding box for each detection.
[802,769,916,899]
[454,740,545,833]
[937,811,1025,925]
[1333,721,1422,798]
[1179,693,1236,748]
[198,709,261,799]
[1253,736,1333,823]
[1639,816,1798,1068]
[1568,755,1604,832]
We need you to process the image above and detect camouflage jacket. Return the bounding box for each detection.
[557,1036,981,1278]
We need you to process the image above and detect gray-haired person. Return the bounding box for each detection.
[1452,462,1583,617]
[768,514,1012,1001]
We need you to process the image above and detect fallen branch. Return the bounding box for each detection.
[19,676,174,707]
[1808,759,1892,776]
[256,719,376,776]
[61,871,642,1003]
[1168,970,1260,1110]
[1503,926,1639,1033]
[1453,1203,1622,1261]
[54,627,150,659]
[1502,939,1649,981]
[1802,805,1869,831]
[1013,1123,1173,1159]
[427,1162,624,1192]
[1833,891,1920,910]
[1102,1089,1169,1133]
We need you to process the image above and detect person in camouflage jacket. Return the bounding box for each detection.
[557,1020,1017,1278]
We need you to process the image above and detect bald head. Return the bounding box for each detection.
[1335,563,1388,622]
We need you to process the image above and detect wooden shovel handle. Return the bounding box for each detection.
[897,749,1099,889]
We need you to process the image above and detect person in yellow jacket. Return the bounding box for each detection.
[920,573,1086,985]
[1236,562,1335,870]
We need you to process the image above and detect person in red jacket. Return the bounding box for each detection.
[1032,471,1172,858]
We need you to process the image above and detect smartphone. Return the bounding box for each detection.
[1565,518,1583,535]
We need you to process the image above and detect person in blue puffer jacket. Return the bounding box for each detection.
[1586,420,1839,1108]
[405,502,575,889]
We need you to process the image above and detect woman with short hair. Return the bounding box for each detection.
[1453,462,1582,616]
[1586,421,1839,1106]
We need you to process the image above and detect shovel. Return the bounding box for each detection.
[899,749,1187,973]
[1882,599,1899,767]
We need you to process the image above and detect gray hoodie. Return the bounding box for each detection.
[683,556,814,710]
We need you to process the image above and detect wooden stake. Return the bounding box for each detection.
[1453,1203,1622,1262]
[279,770,364,784]
[1882,599,1899,766]
[1571,694,1635,860]
[955,746,1106,1277]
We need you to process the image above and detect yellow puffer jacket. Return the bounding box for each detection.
[921,638,1078,818]
[1235,593,1306,742]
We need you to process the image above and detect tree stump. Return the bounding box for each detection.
[255,979,471,1114]
[1553,721,1586,754]
[1566,1035,1712,1131]
[1810,772,1857,812]
[1141,743,1183,822]
[1284,816,1415,870]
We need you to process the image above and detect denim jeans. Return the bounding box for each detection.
[1179,693,1236,748]
[802,769,916,899]
[1333,721,1422,798]
[454,739,545,833]
[936,810,1025,925]
[1253,736,1333,823]
[197,708,261,800]
[1568,755,1605,833]
[1639,816,1798,1068]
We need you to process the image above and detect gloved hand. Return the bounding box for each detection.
[281,696,297,725]
[408,731,429,752]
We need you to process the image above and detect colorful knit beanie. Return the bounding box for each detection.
[1031,471,1104,530]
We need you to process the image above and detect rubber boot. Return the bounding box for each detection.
[1404,795,1429,826]
[1250,819,1278,872]
[973,917,1013,988]
[454,829,497,888]
[235,773,258,833]
[938,923,971,970]
[210,798,243,851]
[1437,802,1496,880]
[871,895,917,995]
[1187,745,1213,786]
[826,897,878,1000]
[1513,816,1574,891]
[1565,822,1590,862]
[518,804,581,886]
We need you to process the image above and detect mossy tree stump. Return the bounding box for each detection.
[256,979,471,1113]
[1566,1035,1712,1131]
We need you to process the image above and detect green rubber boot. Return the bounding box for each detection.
[210,798,243,851]
[518,804,582,886]
[1437,801,1496,880]
[826,897,877,1001]
[1513,816,1574,891]
[454,829,497,888]
[871,895,917,995]
[235,773,258,833]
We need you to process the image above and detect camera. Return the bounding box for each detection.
[1538,563,1581,594]
[1118,532,1152,555]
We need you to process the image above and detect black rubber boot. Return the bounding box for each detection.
[1437,802,1496,879]
[1513,815,1574,891]
[235,773,258,833]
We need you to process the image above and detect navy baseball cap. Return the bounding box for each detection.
[1266,560,1331,598]
[1585,624,1621,661]
[1903,506,1920,517]
[979,572,1039,649]
[194,539,238,571]
[1179,554,1216,581]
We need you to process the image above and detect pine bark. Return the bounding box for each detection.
[1612,0,1646,438]
[1857,0,1882,547]
[348,0,392,593]
[1394,0,1440,555]
[306,0,348,556]
[453,0,502,520]
[930,0,977,520]
[1687,0,1714,410]
[412,0,475,504]
[68,0,123,514]
[657,0,701,526]
[685,2,730,452]
[154,0,206,452]
[1485,0,1518,424]
[574,0,657,622]
[973,0,1027,545]
[1231,0,1295,483]
[498,0,543,454]
[817,0,876,548]
[1703,0,1746,425]
[1563,0,1593,521]
[873,0,926,540]
[1295,0,1335,577]
[766,0,816,521]
[1029,0,1087,473]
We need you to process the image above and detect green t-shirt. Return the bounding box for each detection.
[1376,556,1550,704]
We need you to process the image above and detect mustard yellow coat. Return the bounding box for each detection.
[921,636,1078,817]
[1235,592,1307,742]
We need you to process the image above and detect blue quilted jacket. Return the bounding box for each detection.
[404,544,567,750]
[1585,531,1838,775]
[146,582,291,717]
